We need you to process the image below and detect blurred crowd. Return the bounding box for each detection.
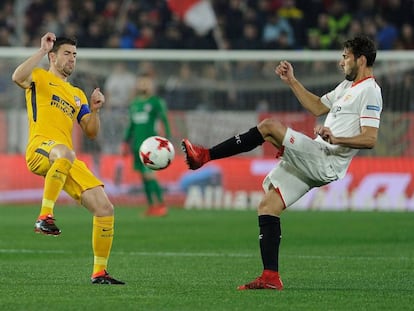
[0,0,413,50]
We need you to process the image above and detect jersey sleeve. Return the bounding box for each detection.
[76,90,90,123]
[359,85,382,128]
[320,89,336,109]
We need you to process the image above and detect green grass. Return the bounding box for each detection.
[0,205,413,311]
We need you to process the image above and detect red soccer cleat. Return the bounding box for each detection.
[34,214,61,236]
[237,270,284,290]
[181,139,210,170]
[91,270,125,285]
[145,204,168,217]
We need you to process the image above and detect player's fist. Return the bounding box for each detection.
[275,60,294,83]
[314,125,336,144]
[90,88,105,111]
[40,32,56,53]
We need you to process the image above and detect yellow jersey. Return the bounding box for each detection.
[25,68,90,149]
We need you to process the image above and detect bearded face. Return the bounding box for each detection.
[340,48,359,82]
[50,44,76,78]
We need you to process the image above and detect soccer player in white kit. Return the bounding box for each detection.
[181,36,382,290]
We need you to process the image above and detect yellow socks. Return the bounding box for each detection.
[92,215,114,276]
[39,158,72,217]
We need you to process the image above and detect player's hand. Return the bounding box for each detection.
[314,125,337,144]
[120,142,130,156]
[40,32,56,53]
[275,60,295,84]
[90,88,105,112]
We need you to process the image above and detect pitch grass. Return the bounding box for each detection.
[0,205,413,311]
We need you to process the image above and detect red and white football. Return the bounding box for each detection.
[139,136,175,170]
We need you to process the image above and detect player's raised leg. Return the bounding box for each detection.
[32,143,75,236]
[181,126,265,170]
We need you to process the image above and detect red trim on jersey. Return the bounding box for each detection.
[360,116,380,120]
[352,76,375,87]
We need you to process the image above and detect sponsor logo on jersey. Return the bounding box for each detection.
[51,95,75,118]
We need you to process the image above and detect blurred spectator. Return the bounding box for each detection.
[395,23,414,50]
[233,23,263,49]
[346,19,363,40]
[118,15,140,49]
[262,12,295,49]
[307,13,337,50]
[134,25,155,49]
[219,0,245,48]
[24,0,48,43]
[104,62,137,111]
[354,0,376,22]
[0,1,16,46]
[0,26,12,46]
[326,0,352,48]
[155,23,186,49]
[103,62,137,152]
[0,0,412,51]
[375,14,399,50]
[306,29,323,50]
[165,63,200,109]
[276,0,305,48]
[361,16,378,41]
[254,0,272,34]
[78,19,107,47]
[381,0,412,29]
[137,61,157,79]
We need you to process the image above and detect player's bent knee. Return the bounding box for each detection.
[258,118,285,137]
[50,145,76,163]
[81,187,114,216]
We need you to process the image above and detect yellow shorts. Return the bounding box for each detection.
[26,137,103,202]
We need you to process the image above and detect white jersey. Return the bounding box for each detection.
[263,76,382,208]
[318,77,382,178]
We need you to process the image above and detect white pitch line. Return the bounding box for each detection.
[116,251,254,258]
[0,249,412,261]
[0,249,66,254]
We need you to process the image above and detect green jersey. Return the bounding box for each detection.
[124,95,171,153]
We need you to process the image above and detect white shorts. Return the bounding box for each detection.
[262,128,338,208]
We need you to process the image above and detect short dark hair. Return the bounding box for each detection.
[343,36,377,67]
[49,37,77,54]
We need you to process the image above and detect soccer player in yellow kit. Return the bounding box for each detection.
[12,32,124,285]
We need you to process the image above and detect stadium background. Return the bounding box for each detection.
[0,0,414,211]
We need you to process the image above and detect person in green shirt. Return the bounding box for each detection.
[122,75,172,216]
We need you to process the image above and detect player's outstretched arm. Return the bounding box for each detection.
[275,61,329,117]
[80,88,104,139]
[314,125,378,149]
[12,32,56,89]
